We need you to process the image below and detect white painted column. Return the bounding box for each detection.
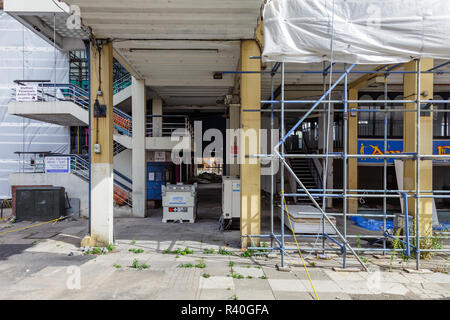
[318,108,334,207]
[152,98,163,137]
[132,77,146,217]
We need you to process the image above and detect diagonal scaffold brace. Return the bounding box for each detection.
[274,63,370,272]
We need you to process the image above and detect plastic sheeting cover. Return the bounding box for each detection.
[0,12,70,199]
[262,0,450,64]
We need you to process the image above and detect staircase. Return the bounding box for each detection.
[288,157,322,205]
[290,158,319,190]
[69,155,132,208]
[113,141,127,156]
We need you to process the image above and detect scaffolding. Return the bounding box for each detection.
[238,60,450,271]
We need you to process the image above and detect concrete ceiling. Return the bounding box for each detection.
[63,0,263,108]
[7,0,450,113]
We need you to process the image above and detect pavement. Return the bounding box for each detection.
[1,215,449,300]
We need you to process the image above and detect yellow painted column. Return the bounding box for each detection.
[403,59,434,237]
[82,41,114,247]
[240,40,261,248]
[348,88,359,213]
[229,104,240,177]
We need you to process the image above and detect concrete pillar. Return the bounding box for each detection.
[152,98,163,137]
[82,41,114,247]
[229,104,240,177]
[348,89,359,213]
[240,40,261,248]
[403,59,434,237]
[132,77,146,217]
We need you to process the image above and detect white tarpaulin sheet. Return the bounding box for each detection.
[262,0,450,64]
[0,11,70,198]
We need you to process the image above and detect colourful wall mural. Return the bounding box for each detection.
[358,139,450,164]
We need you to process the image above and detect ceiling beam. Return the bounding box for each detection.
[112,47,144,80]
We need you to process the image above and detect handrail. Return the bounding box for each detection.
[145,114,192,137]
[113,73,132,94]
[12,82,89,110]
[114,169,132,185]
[302,137,323,189]
[113,107,132,121]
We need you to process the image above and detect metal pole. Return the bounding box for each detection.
[343,64,349,268]
[383,76,388,254]
[280,62,286,267]
[270,66,275,248]
[321,61,328,254]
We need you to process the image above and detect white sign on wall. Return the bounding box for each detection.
[45,157,71,173]
[16,86,38,102]
[154,151,166,162]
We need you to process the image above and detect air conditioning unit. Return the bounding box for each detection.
[220,176,240,230]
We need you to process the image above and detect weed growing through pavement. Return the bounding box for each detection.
[129,248,144,254]
[163,247,194,255]
[131,259,149,270]
[218,248,233,255]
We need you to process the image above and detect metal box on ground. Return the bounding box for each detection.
[15,187,65,221]
[162,183,197,223]
[220,176,240,230]
[283,205,337,235]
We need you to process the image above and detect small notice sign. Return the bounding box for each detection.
[45,157,71,173]
[16,86,38,102]
[155,151,166,162]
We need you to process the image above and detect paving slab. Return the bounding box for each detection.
[262,266,297,279]
[232,267,265,278]
[334,280,373,295]
[268,279,308,292]
[272,291,314,300]
[233,288,275,300]
[233,278,272,291]
[199,276,234,290]
[300,279,342,293]
[324,269,366,282]
[315,292,352,300]
[293,268,332,281]
[420,272,450,284]
[199,289,236,300]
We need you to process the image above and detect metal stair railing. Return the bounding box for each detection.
[146,115,191,137]
[113,107,133,137]
[13,81,133,137]
[41,154,133,208]
[12,82,89,110]
[302,137,323,190]
[113,73,132,95]
[113,141,127,155]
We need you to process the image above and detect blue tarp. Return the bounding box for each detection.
[434,222,450,232]
[350,216,394,231]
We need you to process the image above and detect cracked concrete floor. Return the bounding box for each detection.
[0,184,449,300]
[1,216,449,300]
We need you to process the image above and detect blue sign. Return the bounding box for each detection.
[358,139,450,164]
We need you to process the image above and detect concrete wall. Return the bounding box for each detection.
[9,172,89,217]
[114,149,132,184]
